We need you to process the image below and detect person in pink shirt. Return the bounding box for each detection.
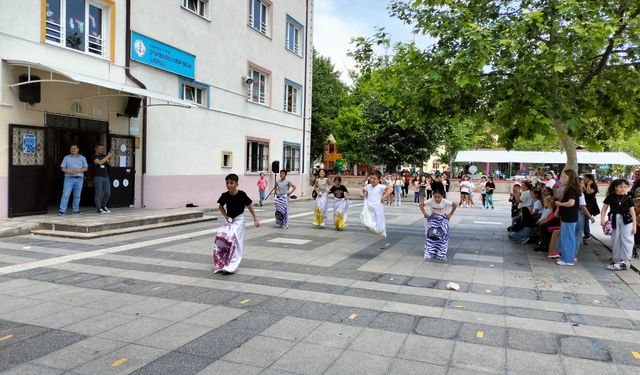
[257,172,268,207]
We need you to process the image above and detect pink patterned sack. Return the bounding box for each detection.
[603,220,613,236]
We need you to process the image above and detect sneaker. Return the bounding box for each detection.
[547,251,560,259]
[606,263,621,270]
[97,208,106,214]
[556,260,575,266]
[58,211,65,216]
[102,207,111,213]
[520,237,530,244]
[619,263,630,271]
[72,211,81,215]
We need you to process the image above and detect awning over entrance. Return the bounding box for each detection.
[455,150,640,166]
[5,59,195,108]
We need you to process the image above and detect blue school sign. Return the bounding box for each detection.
[130,32,195,79]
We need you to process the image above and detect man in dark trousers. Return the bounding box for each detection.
[93,144,113,214]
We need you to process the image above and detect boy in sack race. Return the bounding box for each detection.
[213,174,260,274]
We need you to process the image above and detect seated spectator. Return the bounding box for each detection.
[509,190,544,244]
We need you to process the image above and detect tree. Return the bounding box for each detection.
[311,51,349,162]
[348,36,449,171]
[390,0,640,171]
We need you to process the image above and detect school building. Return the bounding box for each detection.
[0,0,313,217]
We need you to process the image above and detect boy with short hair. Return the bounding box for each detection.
[213,174,260,274]
[360,170,393,237]
[267,170,296,229]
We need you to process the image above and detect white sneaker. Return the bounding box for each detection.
[606,263,621,270]
[102,207,111,213]
[556,260,575,266]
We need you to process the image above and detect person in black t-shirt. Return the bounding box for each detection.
[554,169,580,266]
[601,179,636,271]
[330,176,350,230]
[213,174,260,274]
[93,145,113,214]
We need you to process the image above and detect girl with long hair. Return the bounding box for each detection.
[555,169,580,266]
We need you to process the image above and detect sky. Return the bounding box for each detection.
[313,0,431,83]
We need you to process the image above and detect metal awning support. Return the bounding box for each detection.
[4,59,195,108]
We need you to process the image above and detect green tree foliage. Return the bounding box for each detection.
[390,0,640,171]
[311,51,349,162]
[347,34,449,171]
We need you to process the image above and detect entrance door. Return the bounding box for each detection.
[9,125,47,217]
[108,135,135,207]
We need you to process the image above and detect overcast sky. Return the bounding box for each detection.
[313,0,431,83]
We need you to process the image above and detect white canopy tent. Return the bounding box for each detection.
[455,150,640,166]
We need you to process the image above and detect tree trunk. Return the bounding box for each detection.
[552,119,578,172]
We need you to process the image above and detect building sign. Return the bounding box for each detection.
[22,133,36,154]
[130,32,195,79]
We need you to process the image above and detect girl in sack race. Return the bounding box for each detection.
[213,174,260,274]
[420,182,457,261]
[360,170,393,237]
[312,169,330,227]
[330,176,350,230]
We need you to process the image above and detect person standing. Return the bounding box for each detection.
[555,170,581,266]
[93,145,113,214]
[257,172,268,207]
[485,177,496,209]
[602,179,636,271]
[59,144,88,216]
[479,176,488,208]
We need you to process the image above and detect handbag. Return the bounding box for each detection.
[603,220,613,236]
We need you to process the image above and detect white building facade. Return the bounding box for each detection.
[0,0,313,217]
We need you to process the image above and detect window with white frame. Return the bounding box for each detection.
[246,140,269,173]
[249,0,269,35]
[45,0,109,57]
[248,68,268,105]
[283,143,301,173]
[181,0,208,18]
[285,17,303,56]
[181,82,207,107]
[284,80,302,115]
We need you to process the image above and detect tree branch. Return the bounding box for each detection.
[580,6,640,89]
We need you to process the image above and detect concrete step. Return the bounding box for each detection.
[31,211,216,239]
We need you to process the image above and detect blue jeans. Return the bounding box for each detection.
[559,221,577,263]
[509,226,537,241]
[60,176,83,213]
[94,176,111,210]
[258,189,265,204]
[414,192,420,204]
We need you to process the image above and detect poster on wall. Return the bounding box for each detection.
[22,133,36,155]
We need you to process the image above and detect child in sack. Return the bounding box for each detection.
[420,182,457,261]
[213,174,260,274]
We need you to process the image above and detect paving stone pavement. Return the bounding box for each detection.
[1,197,640,374]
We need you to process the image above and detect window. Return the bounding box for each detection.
[284,80,302,115]
[283,143,301,173]
[249,0,269,35]
[180,81,208,107]
[44,0,109,57]
[248,67,268,105]
[181,0,208,18]
[285,16,303,56]
[221,151,232,168]
[246,140,269,173]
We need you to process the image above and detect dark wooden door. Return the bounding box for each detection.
[108,135,135,207]
[9,124,47,217]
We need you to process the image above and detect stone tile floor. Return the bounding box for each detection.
[0,197,639,374]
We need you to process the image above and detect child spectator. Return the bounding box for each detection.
[602,179,636,270]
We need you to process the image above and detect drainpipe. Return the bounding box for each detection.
[301,0,310,195]
[125,0,147,207]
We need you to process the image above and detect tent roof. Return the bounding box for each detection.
[454,150,640,166]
